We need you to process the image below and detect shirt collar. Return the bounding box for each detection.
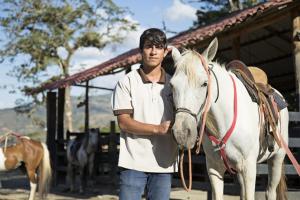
[138,66,166,84]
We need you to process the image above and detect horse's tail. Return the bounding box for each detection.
[276,162,287,200]
[39,143,52,199]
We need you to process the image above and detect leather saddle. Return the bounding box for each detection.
[226,60,288,149]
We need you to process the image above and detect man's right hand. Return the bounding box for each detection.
[156,121,171,135]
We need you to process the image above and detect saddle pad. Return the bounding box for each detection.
[273,91,288,110]
[234,71,287,111]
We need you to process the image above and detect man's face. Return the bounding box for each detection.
[141,41,167,68]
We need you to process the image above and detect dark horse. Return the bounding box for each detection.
[0,136,52,200]
[66,128,99,193]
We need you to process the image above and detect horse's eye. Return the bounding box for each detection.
[201,82,208,87]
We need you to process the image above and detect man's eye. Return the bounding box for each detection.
[155,45,164,49]
[201,82,208,87]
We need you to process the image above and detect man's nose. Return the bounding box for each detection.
[150,46,157,54]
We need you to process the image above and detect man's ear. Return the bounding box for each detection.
[164,48,169,57]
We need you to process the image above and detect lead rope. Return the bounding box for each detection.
[196,54,212,154]
[179,53,212,192]
[180,148,192,192]
[278,113,300,176]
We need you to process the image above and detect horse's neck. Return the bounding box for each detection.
[208,65,236,137]
[85,135,97,154]
[81,136,89,149]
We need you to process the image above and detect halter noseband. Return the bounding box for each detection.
[175,107,198,121]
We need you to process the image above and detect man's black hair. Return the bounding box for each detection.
[139,28,167,50]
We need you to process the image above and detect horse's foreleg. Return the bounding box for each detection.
[206,159,226,200]
[237,173,246,200]
[241,159,256,200]
[88,153,95,186]
[266,153,286,200]
[79,166,85,194]
[26,168,37,200]
[67,163,75,192]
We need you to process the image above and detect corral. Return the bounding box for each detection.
[19,0,300,199]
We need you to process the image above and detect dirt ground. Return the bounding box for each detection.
[0,170,299,200]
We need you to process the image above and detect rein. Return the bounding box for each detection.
[178,53,212,192]
[178,54,239,191]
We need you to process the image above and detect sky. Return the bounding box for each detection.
[0,0,198,109]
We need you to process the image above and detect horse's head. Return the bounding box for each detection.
[88,128,99,150]
[170,38,218,149]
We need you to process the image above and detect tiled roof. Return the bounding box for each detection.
[28,0,294,94]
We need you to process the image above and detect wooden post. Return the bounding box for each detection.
[109,121,117,183]
[292,9,300,111]
[57,88,65,147]
[56,88,67,185]
[232,36,241,60]
[46,92,57,180]
[85,81,89,133]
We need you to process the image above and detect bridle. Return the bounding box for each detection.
[175,54,219,135]
[174,59,219,128]
[175,52,213,192]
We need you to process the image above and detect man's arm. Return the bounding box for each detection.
[117,114,171,135]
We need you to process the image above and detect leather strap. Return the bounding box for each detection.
[206,75,237,174]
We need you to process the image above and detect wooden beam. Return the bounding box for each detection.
[46,92,57,173]
[57,88,65,146]
[292,9,300,111]
[264,26,291,43]
[289,111,300,121]
[85,81,89,133]
[219,29,290,52]
[248,53,291,66]
[232,36,241,59]
[192,6,293,50]
[73,84,114,91]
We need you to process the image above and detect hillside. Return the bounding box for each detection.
[0,94,116,141]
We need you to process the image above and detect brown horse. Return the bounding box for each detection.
[0,136,52,200]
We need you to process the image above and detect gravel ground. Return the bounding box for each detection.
[0,170,299,200]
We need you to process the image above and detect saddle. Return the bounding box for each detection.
[226,60,288,149]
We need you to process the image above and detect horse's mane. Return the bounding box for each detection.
[174,50,203,87]
[174,49,227,87]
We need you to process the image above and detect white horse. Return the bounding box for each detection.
[170,38,288,200]
[66,128,99,193]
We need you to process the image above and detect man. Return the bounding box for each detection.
[111,28,178,200]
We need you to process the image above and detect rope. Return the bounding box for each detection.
[0,128,23,152]
[180,148,192,192]
[195,53,212,154]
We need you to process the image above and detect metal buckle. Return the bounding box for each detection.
[214,141,226,152]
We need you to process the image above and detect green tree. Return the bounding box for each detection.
[0,0,137,131]
[188,0,266,26]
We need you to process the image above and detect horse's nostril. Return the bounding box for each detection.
[187,128,191,137]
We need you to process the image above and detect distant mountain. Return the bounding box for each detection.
[0,94,116,141]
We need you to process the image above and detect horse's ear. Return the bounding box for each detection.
[202,37,218,62]
[169,46,181,64]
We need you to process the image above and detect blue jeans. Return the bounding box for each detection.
[119,169,172,200]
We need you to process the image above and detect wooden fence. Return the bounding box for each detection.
[54,117,299,197]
